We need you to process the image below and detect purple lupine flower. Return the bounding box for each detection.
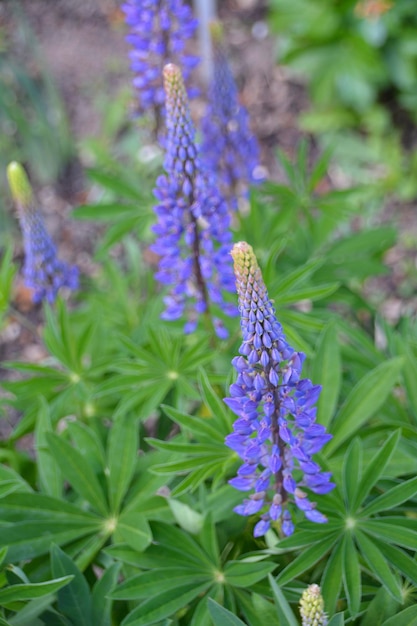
[122,0,199,126]
[201,22,263,211]
[7,162,78,304]
[224,242,334,537]
[151,64,237,337]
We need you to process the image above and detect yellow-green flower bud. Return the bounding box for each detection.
[6,162,33,209]
[299,584,328,626]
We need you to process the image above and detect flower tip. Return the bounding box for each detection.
[209,20,224,42]
[7,161,33,208]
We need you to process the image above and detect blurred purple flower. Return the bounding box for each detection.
[122,0,199,124]
[151,64,237,337]
[224,242,334,536]
[201,23,263,210]
[7,162,78,304]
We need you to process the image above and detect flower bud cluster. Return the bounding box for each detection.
[201,23,262,210]
[224,242,334,536]
[7,162,78,304]
[151,64,237,337]
[122,0,199,118]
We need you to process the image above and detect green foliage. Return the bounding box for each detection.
[1,12,417,624]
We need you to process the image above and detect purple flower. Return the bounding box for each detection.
[151,64,237,337]
[7,162,78,304]
[122,0,199,125]
[201,23,263,211]
[224,242,334,536]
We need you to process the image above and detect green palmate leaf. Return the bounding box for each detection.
[7,595,57,626]
[91,563,121,626]
[276,283,339,305]
[35,399,62,498]
[110,568,210,600]
[224,561,276,588]
[168,499,203,534]
[342,438,362,512]
[360,585,400,626]
[0,577,73,605]
[51,545,92,626]
[394,335,417,422]
[0,546,7,567]
[86,168,144,200]
[360,519,417,550]
[277,533,339,586]
[327,615,345,626]
[0,521,100,562]
[272,258,323,296]
[0,493,102,524]
[114,511,152,553]
[121,582,212,626]
[152,522,214,569]
[198,514,220,566]
[325,358,403,456]
[73,202,137,221]
[198,370,231,434]
[65,422,106,475]
[207,599,247,626]
[46,433,108,516]
[0,619,11,626]
[311,321,341,429]
[321,537,343,617]
[343,534,361,617]
[160,405,225,443]
[354,530,402,601]
[268,575,298,626]
[0,481,21,499]
[107,412,138,512]
[351,430,401,512]
[375,541,417,587]
[360,476,417,517]
[382,605,417,626]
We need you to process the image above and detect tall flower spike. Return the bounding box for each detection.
[224,242,334,537]
[299,584,328,626]
[7,162,78,304]
[151,64,237,338]
[122,0,199,128]
[201,22,263,211]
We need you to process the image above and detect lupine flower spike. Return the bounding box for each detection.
[7,162,78,304]
[299,584,328,626]
[201,22,262,211]
[151,64,237,338]
[122,0,199,130]
[224,242,334,536]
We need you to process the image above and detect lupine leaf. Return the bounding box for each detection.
[224,561,276,588]
[207,599,247,626]
[342,438,362,512]
[351,430,400,512]
[110,568,210,600]
[46,433,108,516]
[343,534,361,617]
[34,399,62,498]
[91,563,121,626]
[374,540,417,586]
[121,582,212,626]
[114,511,152,553]
[360,476,417,517]
[51,544,92,626]
[311,320,341,429]
[321,537,343,617]
[328,615,345,626]
[198,370,231,434]
[107,412,138,512]
[325,358,403,455]
[268,575,298,626]
[354,530,402,601]
[0,577,73,605]
[382,606,417,626]
[160,405,225,442]
[360,519,417,550]
[277,533,339,585]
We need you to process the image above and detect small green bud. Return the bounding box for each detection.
[299,584,328,626]
[7,162,33,208]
